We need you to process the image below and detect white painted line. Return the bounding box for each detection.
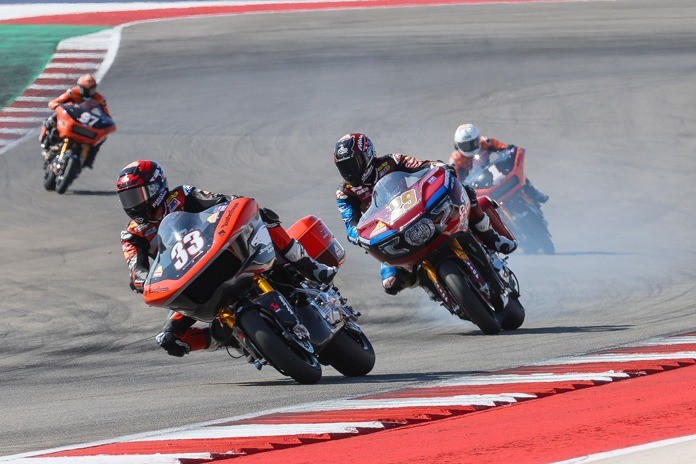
[6,452,235,464]
[638,336,696,346]
[135,421,385,441]
[28,84,69,91]
[12,96,51,102]
[52,52,108,59]
[0,128,30,134]
[554,433,696,463]
[37,73,84,80]
[427,372,630,388]
[43,62,102,69]
[538,352,696,365]
[289,393,536,412]
[1,107,51,113]
[0,116,44,123]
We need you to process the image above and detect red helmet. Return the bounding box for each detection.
[333,133,376,186]
[116,160,169,224]
[77,74,97,98]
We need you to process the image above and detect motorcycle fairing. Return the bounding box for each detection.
[56,100,116,146]
[143,198,272,312]
[356,168,469,265]
[464,147,526,203]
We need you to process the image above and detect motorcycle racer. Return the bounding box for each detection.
[39,74,111,168]
[449,123,548,204]
[117,160,337,357]
[334,132,517,296]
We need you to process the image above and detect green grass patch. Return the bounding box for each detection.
[0,25,107,108]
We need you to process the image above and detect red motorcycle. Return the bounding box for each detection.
[42,99,116,194]
[143,199,375,384]
[462,146,554,254]
[356,166,525,335]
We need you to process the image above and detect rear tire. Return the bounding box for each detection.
[500,297,525,331]
[43,169,56,191]
[438,259,501,335]
[238,309,322,384]
[55,156,80,195]
[319,328,375,377]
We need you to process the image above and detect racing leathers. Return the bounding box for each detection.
[121,185,336,357]
[40,88,111,168]
[336,153,516,295]
[449,136,548,204]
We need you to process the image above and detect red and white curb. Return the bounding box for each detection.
[2,332,694,463]
[0,28,120,156]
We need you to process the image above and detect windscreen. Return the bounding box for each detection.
[360,168,431,222]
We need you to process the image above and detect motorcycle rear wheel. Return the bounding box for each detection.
[438,260,502,335]
[319,328,375,377]
[238,309,322,384]
[55,157,80,194]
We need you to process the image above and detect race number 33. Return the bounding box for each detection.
[171,230,204,270]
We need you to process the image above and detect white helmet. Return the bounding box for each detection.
[454,123,481,157]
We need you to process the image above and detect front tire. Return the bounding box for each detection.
[500,297,525,331]
[438,259,502,335]
[43,168,56,191]
[238,309,322,384]
[55,156,80,194]
[319,328,375,377]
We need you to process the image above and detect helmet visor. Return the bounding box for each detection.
[456,138,480,155]
[118,183,160,209]
[336,155,366,186]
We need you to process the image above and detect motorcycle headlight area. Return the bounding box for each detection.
[404,218,436,246]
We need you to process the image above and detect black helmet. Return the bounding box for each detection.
[116,160,169,224]
[333,133,376,186]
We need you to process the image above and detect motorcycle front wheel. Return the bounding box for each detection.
[319,328,375,377]
[500,297,525,331]
[43,168,56,191]
[55,156,80,194]
[238,309,322,385]
[438,259,502,335]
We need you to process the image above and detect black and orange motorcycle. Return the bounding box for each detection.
[143,199,375,384]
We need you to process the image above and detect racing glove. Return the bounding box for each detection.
[129,268,148,293]
[155,331,191,357]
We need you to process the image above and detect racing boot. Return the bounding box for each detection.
[473,214,517,254]
[282,239,337,285]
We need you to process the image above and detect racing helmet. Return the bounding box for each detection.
[333,133,376,186]
[77,74,97,98]
[116,160,169,224]
[454,123,481,157]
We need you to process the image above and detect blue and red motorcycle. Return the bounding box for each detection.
[356,166,525,335]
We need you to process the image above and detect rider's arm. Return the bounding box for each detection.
[183,185,237,212]
[389,153,447,174]
[120,227,151,293]
[94,93,111,116]
[48,88,75,110]
[336,188,362,246]
[484,136,509,151]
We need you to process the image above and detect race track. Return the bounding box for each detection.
[1,0,695,455]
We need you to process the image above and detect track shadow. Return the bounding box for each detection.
[503,325,632,335]
[69,190,117,196]
[552,251,634,256]
[229,370,484,388]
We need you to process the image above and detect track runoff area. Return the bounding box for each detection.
[1,1,694,463]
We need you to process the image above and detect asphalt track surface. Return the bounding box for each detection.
[1,0,695,456]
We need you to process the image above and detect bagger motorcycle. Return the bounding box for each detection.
[143,198,375,384]
[356,166,525,335]
[42,99,116,194]
[462,146,554,254]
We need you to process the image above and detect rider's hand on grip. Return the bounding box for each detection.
[129,268,148,293]
[155,331,190,357]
